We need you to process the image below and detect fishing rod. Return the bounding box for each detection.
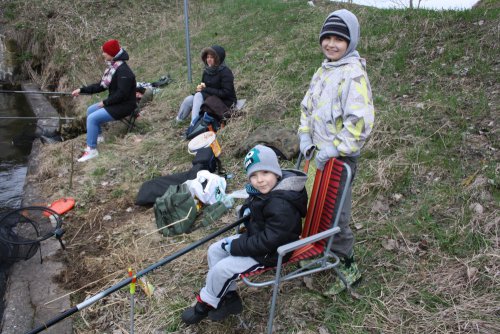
[0,90,72,96]
[25,215,248,334]
[0,116,76,120]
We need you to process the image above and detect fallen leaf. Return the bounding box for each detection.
[354,223,364,230]
[303,276,314,290]
[382,238,398,250]
[469,202,484,215]
[392,193,403,202]
[467,266,478,281]
[319,327,331,334]
[372,200,389,213]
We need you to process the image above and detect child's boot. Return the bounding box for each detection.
[208,291,243,321]
[181,295,213,324]
[325,256,361,295]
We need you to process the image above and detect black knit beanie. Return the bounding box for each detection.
[319,15,350,44]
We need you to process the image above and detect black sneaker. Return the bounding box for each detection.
[181,296,213,325]
[208,291,243,321]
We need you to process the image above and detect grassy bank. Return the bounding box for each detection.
[2,0,498,333]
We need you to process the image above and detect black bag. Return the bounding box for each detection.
[134,168,200,207]
[135,148,224,206]
[192,147,223,174]
[185,113,220,140]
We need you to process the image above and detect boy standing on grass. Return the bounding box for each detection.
[181,145,308,324]
[298,9,375,294]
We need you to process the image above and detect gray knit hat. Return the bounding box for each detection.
[244,145,282,179]
[319,14,350,44]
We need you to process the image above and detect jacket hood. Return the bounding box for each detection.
[321,9,360,60]
[201,45,226,66]
[273,169,307,192]
[271,169,308,217]
[322,54,366,70]
[113,49,129,61]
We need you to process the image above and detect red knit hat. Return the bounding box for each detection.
[102,39,121,57]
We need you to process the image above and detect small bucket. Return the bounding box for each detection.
[188,131,221,157]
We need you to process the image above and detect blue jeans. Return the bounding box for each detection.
[177,92,204,124]
[86,103,115,148]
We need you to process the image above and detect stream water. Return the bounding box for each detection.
[0,90,36,327]
[0,92,35,211]
[0,30,37,326]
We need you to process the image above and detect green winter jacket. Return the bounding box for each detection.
[298,56,375,158]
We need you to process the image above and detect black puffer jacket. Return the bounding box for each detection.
[80,50,137,120]
[200,45,237,108]
[231,170,308,267]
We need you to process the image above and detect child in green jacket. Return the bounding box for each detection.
[298,9,375,294]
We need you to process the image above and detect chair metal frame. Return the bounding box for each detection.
[240,158,353,334]
[120,106,141,133]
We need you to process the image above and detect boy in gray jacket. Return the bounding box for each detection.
[181,145,307,324]
[298,9,375,294]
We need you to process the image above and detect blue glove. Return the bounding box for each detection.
[221,238,232,254]
[314,146,339,170]
[299,134,316,160]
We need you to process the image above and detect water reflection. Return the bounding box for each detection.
[0,91,35,210]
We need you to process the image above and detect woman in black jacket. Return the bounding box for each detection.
[176,45,237,125]
[72,39,136,162]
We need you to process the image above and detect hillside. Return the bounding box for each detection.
[1,0,498,333]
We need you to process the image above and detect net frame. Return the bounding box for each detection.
[0,206,64,262]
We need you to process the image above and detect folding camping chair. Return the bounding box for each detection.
[240,157,353,334]
[120,106,141,133]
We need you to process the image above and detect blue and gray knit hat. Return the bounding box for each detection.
[244,145,282,179]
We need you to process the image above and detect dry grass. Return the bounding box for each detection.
[2,0,499,333]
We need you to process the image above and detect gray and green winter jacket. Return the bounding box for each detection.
[298,9,375,159]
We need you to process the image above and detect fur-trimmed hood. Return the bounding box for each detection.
[201,45,226,66]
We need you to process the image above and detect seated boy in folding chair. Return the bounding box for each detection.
[181,145,308,324]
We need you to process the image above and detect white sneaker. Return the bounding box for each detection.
[77,148,98,162]
[97,135,105,144]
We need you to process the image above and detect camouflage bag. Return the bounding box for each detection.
[154,183,197,236]
[236,125,299,160]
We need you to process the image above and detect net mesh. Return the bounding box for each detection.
[0,207,62,262]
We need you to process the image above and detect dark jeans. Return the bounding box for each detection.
[329,156,358,259]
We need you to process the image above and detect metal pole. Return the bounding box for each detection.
[130,275,136,334]
[25,216,249,334]
[183,0,192,83]
[0,116,76,120]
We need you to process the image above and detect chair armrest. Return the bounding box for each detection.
[277,226,340,256]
